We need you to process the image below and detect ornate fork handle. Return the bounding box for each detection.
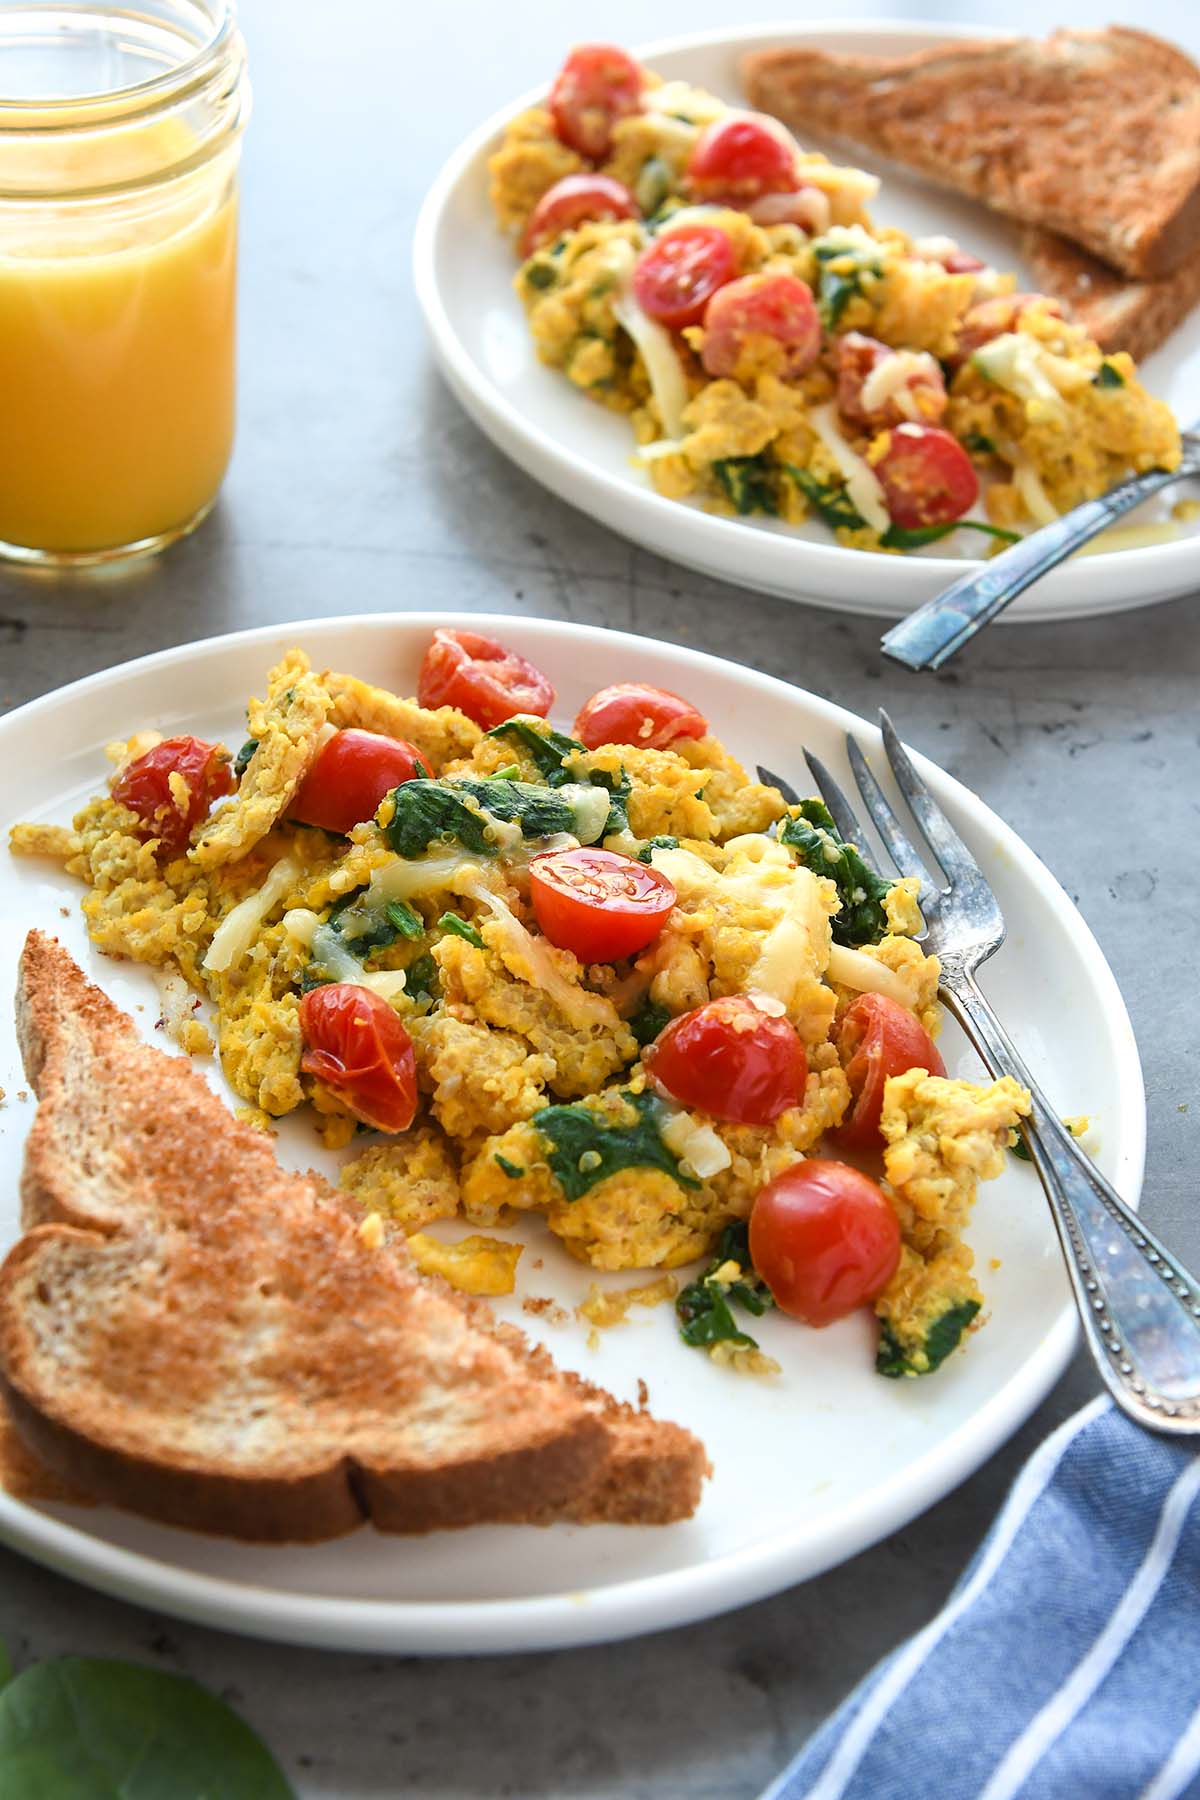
[882,448,1200,673]
[940,962,1200,1432]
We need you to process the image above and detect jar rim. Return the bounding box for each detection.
[0,2,240,127]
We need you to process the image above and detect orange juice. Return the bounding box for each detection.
[0,120,239,557]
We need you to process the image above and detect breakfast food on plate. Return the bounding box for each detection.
[0,931,707,1539]
[10,629,1032,1386]
[741,28,1200,282]
[486,45,1181,550]
[1020,230,1200,366]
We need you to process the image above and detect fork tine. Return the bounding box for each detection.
[756,764,801,806]
[844,736,943,906]
[802,749,885,879]
[877,709,988,889]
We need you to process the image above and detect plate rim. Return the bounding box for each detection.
[412,15,1200,621]
[0,611,1145,1653]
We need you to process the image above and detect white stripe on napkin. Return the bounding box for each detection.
[978,1454,1200,1800]
[1139,1693,1200,1800]
[767,1395,1109,1800]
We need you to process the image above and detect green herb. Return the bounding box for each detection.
[713,455,778,517]
[523,260,557,291]
[1095,360,1125,388]
[233,738,258,780]
[495,1153,525,1179]
[486,717,586,784]
[634,154,673,214]
[811,235,881,329]
[533,1089,699,1203]
[881,519,1021,551]
[786,465,868,533]
[303,888,424,988]
[962,431,998,454]
[438,911,484,948]
[636,834,679,864]
[1010,1133,1033,1163]
[590,762,632,836]
[876,1299,980,1378]
[403,952,439,1004]
[780,799,894,946]
[384,776,580,858]
[0,1652,294,1797]
[676,1222,775,1350]
[385,898,423,939]
[629,996,671,1047]
[492,763,521,780]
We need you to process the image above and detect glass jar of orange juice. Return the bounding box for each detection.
[0,1,250,565]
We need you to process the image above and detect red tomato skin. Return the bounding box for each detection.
[416,629,555,730]
[874,424,980,530]
[833,992,946,1151]
[548,44,644,159]
[644,995,808,1126]
[631,226,737,331]
[687,115,798,201]
[954,291,1064,363]
[835,332,947,432]
[941,248,985,274]
[111,735,233,858]
[573,683,707,751]
[700,272,821,379]
[299,984,418,1134]
[749,1161,901,1327]
[529,847,676,962]
[520,173,638,257]
[291,729,428,835]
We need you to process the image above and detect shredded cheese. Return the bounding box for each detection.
[860,350,940,421]
[1011,457,1059,527]
[660,1108,732,1179]
[826,943,917,1009]
[606,239,690,441]
[203,854,303,974]
[807,404,890,533]
[465,880,616,1029]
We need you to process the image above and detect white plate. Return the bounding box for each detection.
[414,19,1200,623]
[0,614,1143,1653]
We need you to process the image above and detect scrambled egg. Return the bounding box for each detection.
[10,651,1030,1378]
[490,74,1180,547]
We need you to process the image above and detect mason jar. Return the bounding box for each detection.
[0,1,250,565]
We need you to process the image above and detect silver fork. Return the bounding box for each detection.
[760,716,1200,1434]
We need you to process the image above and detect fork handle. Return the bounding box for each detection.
[881,458,1200,673]
[940,970,1200,1434]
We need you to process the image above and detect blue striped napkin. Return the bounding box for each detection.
[761,1398,1200,1800]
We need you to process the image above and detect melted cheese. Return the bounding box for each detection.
[860,349,940,421]
[826,942,917,1008]
[607,238,690,440]
[203,854,302,974]
[465,880,616,1029]
[660,1107,732,1179]
[807,404,890,533]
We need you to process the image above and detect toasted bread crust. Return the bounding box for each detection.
[2,935,706,1540]
[742,28,1200,279]
[1021,227,1200,362]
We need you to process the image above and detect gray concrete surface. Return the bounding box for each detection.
[3,0,1198,1794]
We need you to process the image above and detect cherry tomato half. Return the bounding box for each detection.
[874,424,980,530]
[644,994,807,1126]
[111,735,234,858]
[686,114,798,202]
[573,683,708,751]
[835,332,947,432]
[520,173,639,258]
[548,44,644,160]
[749,1160,901,1327]
[299,984,418,1134]
[291,729,428,835]
[529,847,675,963]
[833,992,946,1152]
[417,628,555,730]
[632,225,737,331]
[700,271,820,379]
[953,292,1064,363]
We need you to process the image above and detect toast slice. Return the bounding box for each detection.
[1021,227,1200,363]
[2,933,707,1540]
[742,28,1200,279]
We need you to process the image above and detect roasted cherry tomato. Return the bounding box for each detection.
[631,225,737,331]
[417,628,555,730]
[573,683,707,751]
[548,44,644,160]
[700,271,820,379]
[291,729,428,835]
[529,846,675,962]
[874,424,980,530]
[749,1160,901,1327]
[111,735,233,858]
[520,173,639,257]
[835,332,947,432]
[834,992,946,1152]
[644,994,807,1126]
[299,984,418,1134]
[953,291,1064,363]
[686,114,798,201]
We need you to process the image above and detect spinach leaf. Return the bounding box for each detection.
[961,431,998,454]
[384,777,579,858]
[494,1153,525,1179]
[0,1656,293,1798]
[780,798,894,946]
[533,1089,699,1202]
[588,763,633,836]
[629,996,671,1047]
[233,738,258,780]
[486,718,586,784]
[522,259,558,291]
[811,235,881,329]
[438,911,484,948]
[785,465,868,533]
[1094,360,1125,388]
[304,889,424,988]
[713,455,778,517]
[881,519,1021,551]
[636,835,679,864]
[404,952,439,1004]
[876,1299,980,1378]
[676,1221,774,1349]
